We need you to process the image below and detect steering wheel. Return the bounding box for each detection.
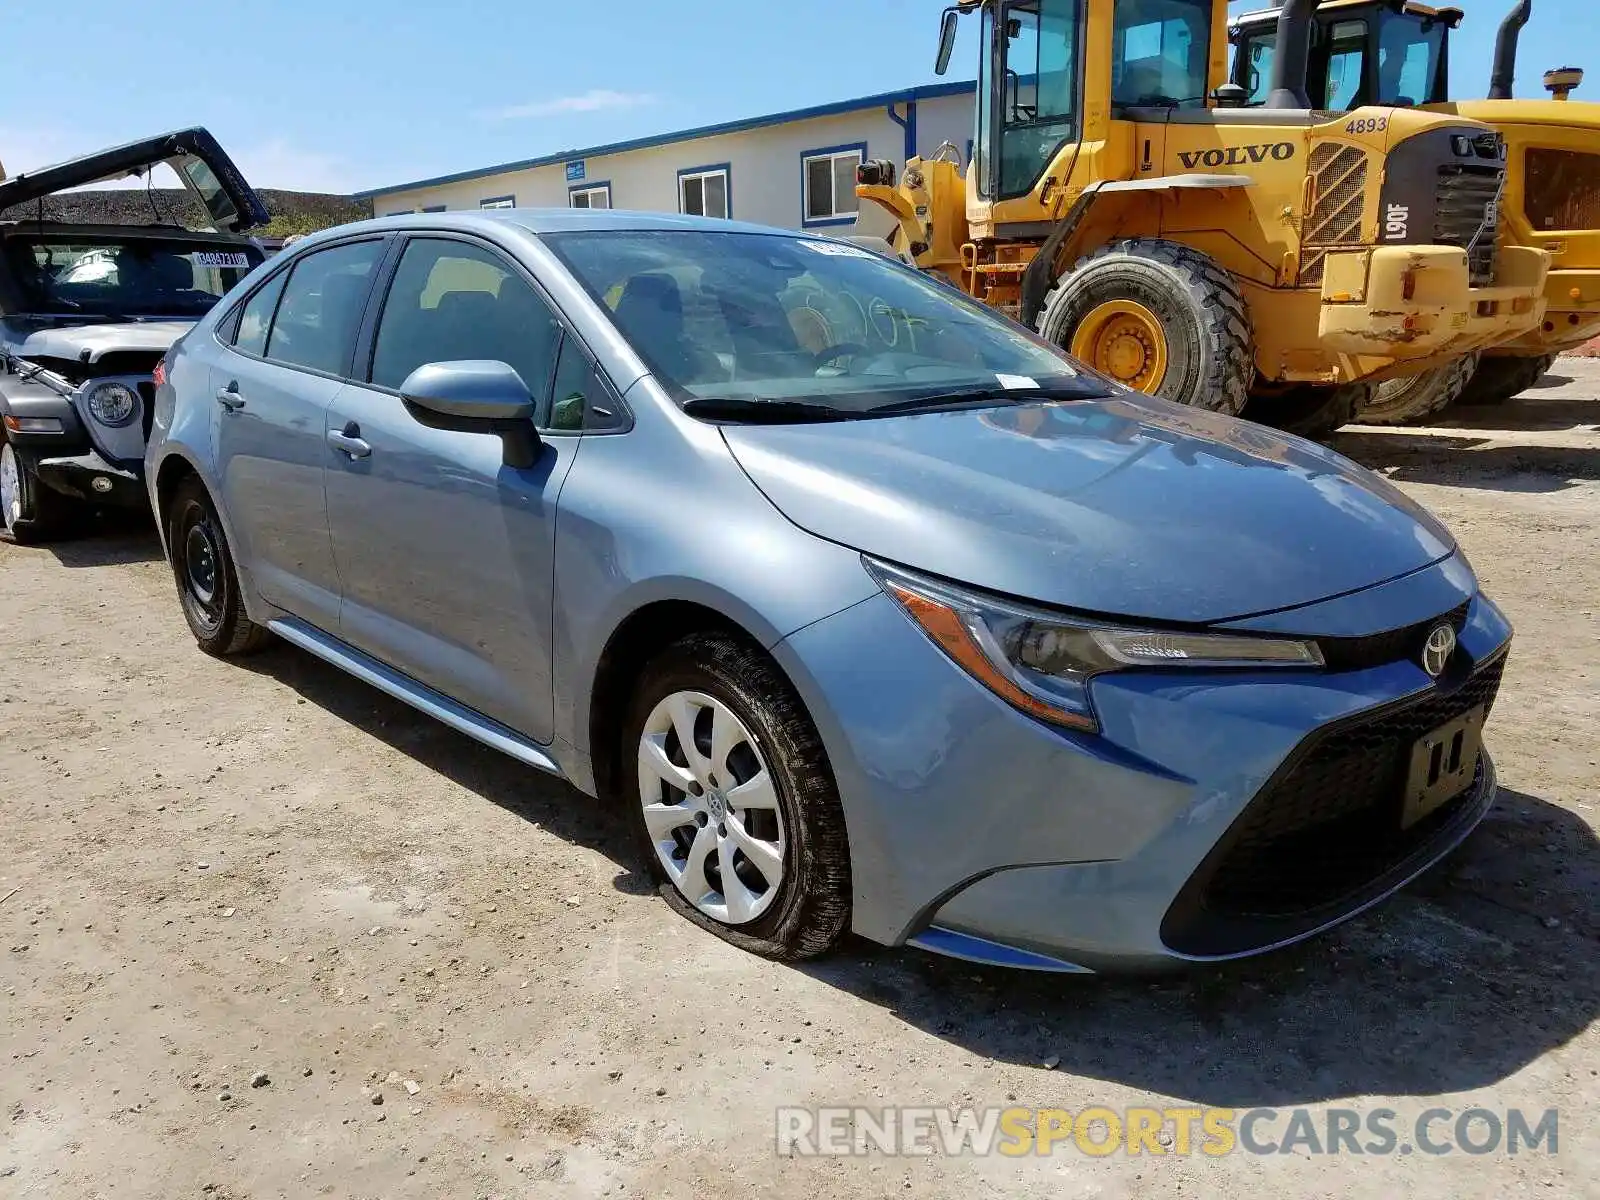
[812,342,868,370]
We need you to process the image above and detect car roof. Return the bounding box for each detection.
[297,207,815,246]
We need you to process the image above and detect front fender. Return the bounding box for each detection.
[0,375,89,456]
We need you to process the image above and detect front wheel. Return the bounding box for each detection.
[623,632,850,960]
[1,437,80,545]
[1037,239,1255,415]
[165,477,269,657]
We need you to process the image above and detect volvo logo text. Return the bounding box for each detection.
[1178,143,1296,170]
[1422,624,1457,678]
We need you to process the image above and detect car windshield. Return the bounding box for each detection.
[544,229,1105,413]
[1,234,262,318]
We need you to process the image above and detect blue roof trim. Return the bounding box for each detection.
[356,80,977,199]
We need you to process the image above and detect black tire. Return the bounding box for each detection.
[1359,353,1479,426]
[164,476,269,657]
[1,436,81,545]
[1457,353,1558,406]
[1036,238,1254,415]
[1242,382,1372,442]
[621,632,851,960]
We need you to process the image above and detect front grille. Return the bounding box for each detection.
[1317,602,1471,673]
[1163,654,1506,955]
[1299,144,1370,288]
[1435,165,1504,286]
[1524,148,1600,233]
[138,381,156,441]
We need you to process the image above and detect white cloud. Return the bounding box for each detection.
[481,89,658,121]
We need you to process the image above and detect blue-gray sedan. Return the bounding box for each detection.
[146,210,1512,972]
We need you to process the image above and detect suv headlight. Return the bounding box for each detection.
[85,382,140,428]
[867,559,1324,733]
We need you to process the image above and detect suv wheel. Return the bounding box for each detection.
[165,477,269,656]
[1,437,78,545]
[624,632,851,960]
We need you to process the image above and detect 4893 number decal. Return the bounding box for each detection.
[1345,116,1389,135]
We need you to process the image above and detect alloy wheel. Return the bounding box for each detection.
[637,690,787,926]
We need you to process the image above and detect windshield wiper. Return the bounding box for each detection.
[681,397,856,423]
[868,382,1109,416]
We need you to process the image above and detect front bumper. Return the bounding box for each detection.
[1319,245,1549,362]
[34,449,147,509]
[774,556,1512,973]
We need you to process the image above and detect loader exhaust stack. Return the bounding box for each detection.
[1489,0,1533,100]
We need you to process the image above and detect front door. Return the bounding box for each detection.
[324,235,576,743]
[213,237,387,630]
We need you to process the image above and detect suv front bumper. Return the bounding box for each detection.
[34,450,147,509]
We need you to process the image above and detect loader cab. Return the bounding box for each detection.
[1231,2,1456,111]
[972,0,1215,201]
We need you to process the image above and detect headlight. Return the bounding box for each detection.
[866,559,1324,733]
[85,382,140,428]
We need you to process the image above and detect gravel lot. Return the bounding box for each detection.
[3,361,1597,1199]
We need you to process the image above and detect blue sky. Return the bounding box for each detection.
[0,1,1585,195]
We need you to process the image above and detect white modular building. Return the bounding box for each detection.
[356,82,977,239]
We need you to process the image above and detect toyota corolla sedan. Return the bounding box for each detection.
[146,210,1511,973]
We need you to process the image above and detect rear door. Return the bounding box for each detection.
[213,237,388,630]
[323,234,581,743]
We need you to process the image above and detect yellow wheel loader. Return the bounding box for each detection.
[1230,0,1600,423]
[856,0,1551,440]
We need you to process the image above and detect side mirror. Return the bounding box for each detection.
[935,8,959,76]
[400,359,542,469]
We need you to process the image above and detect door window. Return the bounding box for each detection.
[265,240,385,376]
[997,0,1083,198]
[368,237,561,401]
[546,332,625,433]
[233,270,288,357]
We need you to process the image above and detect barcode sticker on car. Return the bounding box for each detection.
[996,374,1039,390]
[194,251,251,269]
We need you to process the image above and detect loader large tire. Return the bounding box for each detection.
[1456,353,1558,406]
[1242,382,1373,443]
[1358,353,1479,426]
[1037,239,1254,416]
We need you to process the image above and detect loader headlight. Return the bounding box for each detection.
[867,559,1324,733]
[84,382,140,428]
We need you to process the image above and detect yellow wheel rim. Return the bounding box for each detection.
[1070,300,1169,393]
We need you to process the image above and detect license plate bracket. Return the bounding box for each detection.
[1402,705,1485,829]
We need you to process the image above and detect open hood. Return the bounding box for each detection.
[721,395,1457,626]
[0,128,270,234]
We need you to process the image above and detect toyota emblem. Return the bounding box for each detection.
[1421,623,1457,678]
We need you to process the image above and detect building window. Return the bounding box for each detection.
[384,209,413,217]
[678,165,730,219]
[570,184,612,210]
[801,144,866,226]
[421,205,447,213]
[480,195,516,210]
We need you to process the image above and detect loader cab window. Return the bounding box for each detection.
[1376,9,1447,107]
[1240,33,1275,106]
[984,0,1083,200]
[1323,20,1369,110]
[1112,0,1211,110]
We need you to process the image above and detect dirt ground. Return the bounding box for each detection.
[3,361,1598,1200]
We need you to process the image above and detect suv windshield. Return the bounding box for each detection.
[2,234,262,318]
[545,230,1104,414]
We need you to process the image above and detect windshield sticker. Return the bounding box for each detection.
[996,374,1040,390]
[799,240,877,259]
[194,251,252,269]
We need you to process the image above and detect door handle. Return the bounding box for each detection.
[215,385,246,412]
[327,424,372,459]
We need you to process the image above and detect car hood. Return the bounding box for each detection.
[4,319,195,363]
[721,395,1457,625]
